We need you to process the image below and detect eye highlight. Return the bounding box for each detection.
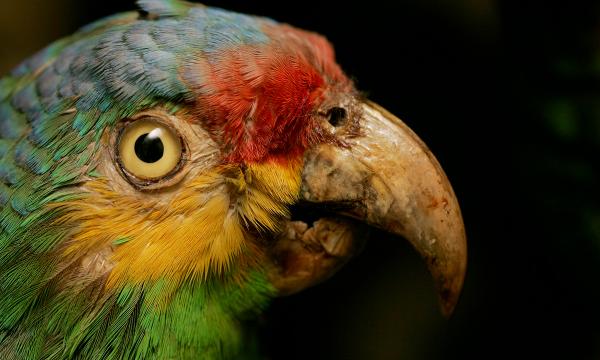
[117,118,183,181]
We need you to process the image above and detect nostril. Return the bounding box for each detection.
[327,107,347,127]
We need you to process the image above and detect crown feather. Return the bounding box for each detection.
[136,0,197,17]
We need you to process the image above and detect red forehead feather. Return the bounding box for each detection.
[190,23,351,164]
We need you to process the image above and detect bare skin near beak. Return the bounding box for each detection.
[269,101,467,317]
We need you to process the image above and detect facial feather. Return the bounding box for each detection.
[0,0,353,357]
[187,32,351,164]
[54,158,302,287]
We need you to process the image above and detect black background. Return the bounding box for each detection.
[1,1,599,359]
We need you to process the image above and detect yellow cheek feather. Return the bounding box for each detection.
[237,159,303,232]
[54,158,303,288]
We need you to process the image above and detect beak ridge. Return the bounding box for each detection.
[301,101,467,316]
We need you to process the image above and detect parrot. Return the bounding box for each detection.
[0,0,467,359]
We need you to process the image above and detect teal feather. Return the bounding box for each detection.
[14,139,53,175]
[138,0,192,17]
[0,1,282,358]
[0,103,28,139]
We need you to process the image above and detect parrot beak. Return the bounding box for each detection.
[299,100,467,317]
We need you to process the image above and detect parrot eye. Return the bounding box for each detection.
[117,118,185,183]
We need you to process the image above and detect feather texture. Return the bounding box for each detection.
[0,0,351,358]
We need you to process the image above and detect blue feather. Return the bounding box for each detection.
[137,0,192,17]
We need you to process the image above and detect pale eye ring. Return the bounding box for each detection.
[116,117,185,184]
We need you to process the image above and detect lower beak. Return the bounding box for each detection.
[300,101,467,317]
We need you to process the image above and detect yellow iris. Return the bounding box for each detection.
[118,119,182,180]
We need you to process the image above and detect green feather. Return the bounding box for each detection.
[0,2,280,359]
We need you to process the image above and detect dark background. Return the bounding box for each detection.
[2,1,599,359]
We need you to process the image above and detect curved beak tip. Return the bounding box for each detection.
[436,253,467,318]
[299,99,467,318]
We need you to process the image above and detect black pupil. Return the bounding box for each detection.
[134,132,164,163]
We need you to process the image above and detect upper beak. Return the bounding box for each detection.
[300,100,467,317]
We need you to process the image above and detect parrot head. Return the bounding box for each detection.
[0,0,466,358]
